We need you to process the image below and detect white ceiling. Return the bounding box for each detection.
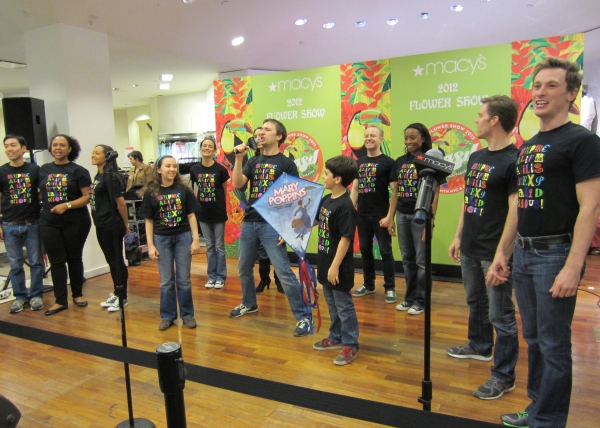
[1,0,600,108]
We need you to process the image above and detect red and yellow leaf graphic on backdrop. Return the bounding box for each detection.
[511,34,584,148]
[340,60,392,161]
[213,77,255,256]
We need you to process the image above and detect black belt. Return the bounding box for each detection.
[517,234,571,250]
[2,218,37,226]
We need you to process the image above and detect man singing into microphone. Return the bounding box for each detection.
[447,95,520,400]
[488,58,600,427]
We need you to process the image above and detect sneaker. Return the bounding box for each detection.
[183,317,197,329]
[313,338,344,351]
[293,318,311,337]
[501,411,528,427]
[446,344,493,361]
[30,297,44,311]
[396,301,411,311]
[353,285,375,297]
[333,346,360,366]
[385,290,397,304]
[100,293,118,307]
[107,299,128,312]
[9,300,27,314]
[205,280,215,289]
[214,281,224,289]
[229,303,258,318]
[408,304,424,315]
[473,377,515,400]
[158,319,174,331]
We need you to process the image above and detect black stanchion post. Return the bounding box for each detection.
[157,343,187,428]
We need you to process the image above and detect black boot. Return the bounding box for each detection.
[256,258,271,292]
[274,272,284,294]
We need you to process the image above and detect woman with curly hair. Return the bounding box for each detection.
[39,134,92,316]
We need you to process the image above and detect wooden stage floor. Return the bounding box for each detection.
[0,252,598,427]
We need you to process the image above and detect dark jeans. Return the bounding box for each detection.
[41,216,91,306]
[322,286,359,348]
[396,214,425,306]
[357,215,395,290]
[513,241,579,428]
[96,222,128,300]
[460,255,519,384]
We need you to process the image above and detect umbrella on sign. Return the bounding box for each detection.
[253,173,324,333]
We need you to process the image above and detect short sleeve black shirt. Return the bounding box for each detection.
[355,153,395,217]
[190,161,230,223]
[0,162,41,222]
[140,184,200,236]
[393,154,419,214]
[90,173,125,228]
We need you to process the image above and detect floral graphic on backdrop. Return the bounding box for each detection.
[214,77,254,256]
[511,35,584,148]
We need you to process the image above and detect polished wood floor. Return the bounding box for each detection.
[1,251,599,427]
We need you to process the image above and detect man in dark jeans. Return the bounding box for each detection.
[447,95,520,400]
[350,125,397,304]
[489,58,600,428]
[0,135,45,313]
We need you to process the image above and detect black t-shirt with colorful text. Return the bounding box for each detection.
[393,154,419,214]
[242,153,298,222]
[141,184,200,236]
[90,173,125,228]
[190,161,229,223]
[516,122,600,237]
[317,193,357,291]
[0,162,41,222]
[39,162,92,225]
[355,153,395,218]
[461,145,518,260]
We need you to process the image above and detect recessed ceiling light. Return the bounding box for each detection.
[232,36,244,46]
[450,5,464,11]
[112,87,120,91]
[182,0,197,3]
[355,21,366,28]
[295,18,307,26]
[323,22,335,29]
[419,13,431,19]
[387,18,398,26]
[480,0,491,2]
[131,84,140,87]
[161,74,173,82]
[159,83,170,90]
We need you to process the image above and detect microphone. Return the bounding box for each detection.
[233,144,248,154]
[413,149,454,225]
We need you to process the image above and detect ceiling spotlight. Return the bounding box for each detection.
[480,0,491,2]
[355,21,366,28]
[295,18,307,26]
[419,13,431,19]
[161,74,173,82]
[387,18,398,26]
[323,22,335,29]
[131,84,140,87]
[232,36,244,46]
[182,0,197,3]
[450,5,464,11]
[159,83,170,90]
[112,87,120,91]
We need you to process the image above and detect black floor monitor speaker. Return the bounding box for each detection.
[0,394,20,428]
[2,97,48,150]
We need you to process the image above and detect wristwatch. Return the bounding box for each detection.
[67,202,72,209]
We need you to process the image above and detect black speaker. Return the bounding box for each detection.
[2,97,48,150]
[0,394,20,428]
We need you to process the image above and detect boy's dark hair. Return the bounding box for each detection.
[50,134,81,161]
[325,155,358,187]
[481,95,519,134]
[3,134,27,147]
[128,150,143,162]
[262,118,287,146]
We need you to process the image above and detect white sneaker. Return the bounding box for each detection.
[214,281,224,289]
[205,280,215,289]
[107,299,128,312]
[100,293,118,308]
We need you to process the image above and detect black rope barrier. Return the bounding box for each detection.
[0,320,500,427]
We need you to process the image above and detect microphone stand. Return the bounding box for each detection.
[418,210,433,411]
[105,161,155,428]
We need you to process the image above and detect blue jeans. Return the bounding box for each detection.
[154,232,194,321]
[513,241,578,428]
[2,220,45,301]
[396,214,425,306]
[357,215,395,290]
[322,286,359,348]
[199,221,226,282]
[238,221,308,320]
[460,255,519,384]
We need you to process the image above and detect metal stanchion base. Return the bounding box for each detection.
[115,418,156,428]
